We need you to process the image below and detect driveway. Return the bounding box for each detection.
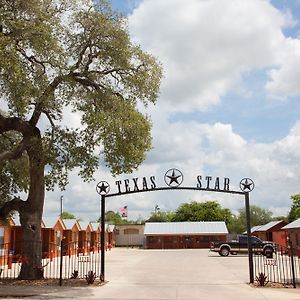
[89,248,299,300]
[1,248,299,299]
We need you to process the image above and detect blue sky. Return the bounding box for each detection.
[38,0,300,222]
[111,0,300,143]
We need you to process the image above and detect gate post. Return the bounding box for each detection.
[245,192,254,284]
[59,237,64,286]
[100,194,105,281]
[288,236,296,288]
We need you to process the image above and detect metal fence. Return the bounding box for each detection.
[253,243,300,287]
[0,240,103,280]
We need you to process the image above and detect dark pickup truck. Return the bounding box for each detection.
[210,235,276,257]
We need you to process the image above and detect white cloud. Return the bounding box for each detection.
[41,0,300,221]
[129,0,300,110]
[265,38,300,99]
[44,117,300,221]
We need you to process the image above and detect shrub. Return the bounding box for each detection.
[256,273,268,287]
[70,270,79,279]
[85,271,96,285]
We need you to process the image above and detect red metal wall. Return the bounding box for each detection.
[145,234,226,249]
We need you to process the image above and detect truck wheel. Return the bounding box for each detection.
[219,247,230,257]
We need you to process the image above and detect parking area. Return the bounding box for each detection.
[1,248,299,299]
[96,248,298,300]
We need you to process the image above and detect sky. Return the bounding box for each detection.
[33,0,300,221]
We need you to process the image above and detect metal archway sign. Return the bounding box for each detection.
[96,168,255,283]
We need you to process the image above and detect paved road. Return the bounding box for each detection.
[1,248,299,299]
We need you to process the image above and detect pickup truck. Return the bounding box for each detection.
[210,235,276,257]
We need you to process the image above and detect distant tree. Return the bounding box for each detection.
[288,194,300,222]
[60,212,76,219]
[229,205,273,234]
[172,201,233,223]
[147,211,175,222]
[98,210,128,225]
[272,215,288,222]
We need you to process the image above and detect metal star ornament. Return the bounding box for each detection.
[96,181,110,195]
[164,168,184,187]
[240,178,254,192]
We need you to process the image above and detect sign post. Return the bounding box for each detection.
[100,194,105,281]
[245,192,254,283]
[240,178,255,284]
[96,181,110,282]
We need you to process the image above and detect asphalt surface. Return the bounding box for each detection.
[0,248,299,299]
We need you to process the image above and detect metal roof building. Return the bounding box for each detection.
[256,221,283,232]
[243,225,262,235]
[144,222,228,249]
[144,222,228,235]
[250,220,288,248]
[282,218,300,230]
[281,218,300,249]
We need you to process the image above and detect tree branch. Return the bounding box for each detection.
[71,42,91,71]
[42,110,56,141]
[0,114,31,135]
[0,139,26,161]
[29,75,66,126]
[0,196,25,218]
[15,44,47,74]
[71,72,106,90]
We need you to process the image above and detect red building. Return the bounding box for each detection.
[0,218,15,266]
[144,222,228,249]
[107,224,116,249]
[78,221,93,254]
[282,218,300,250]
[89,222,101,251]
[253,220,287,248]
[42,217,65,259]
[61,219,81,256]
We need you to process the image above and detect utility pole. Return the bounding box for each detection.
[60,196,63,217]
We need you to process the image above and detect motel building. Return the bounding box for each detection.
[144,221,228,249]
[282,218,300,254]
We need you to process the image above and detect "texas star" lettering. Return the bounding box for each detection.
[115,176,156,194]
[196,175,230,191]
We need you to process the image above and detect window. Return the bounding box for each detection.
[73,232,77,242]
[56,230,61,245]
[0,228,4,247]
[0,228,5,256]
[239,236,247,243]
[173,237,179,243]
[200,236,209,242]
[147,236,158,244]
[251,236,261,244]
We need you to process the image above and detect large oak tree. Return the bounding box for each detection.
[0,0,162,279]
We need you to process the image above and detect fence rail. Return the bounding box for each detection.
[253,244,300,287]
[0,240,104,280]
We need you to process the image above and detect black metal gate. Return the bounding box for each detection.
[0,240,102,281]
[253,243,300,287]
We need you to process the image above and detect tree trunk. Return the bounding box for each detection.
[18,131,45,280]
[18,210,43,280]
